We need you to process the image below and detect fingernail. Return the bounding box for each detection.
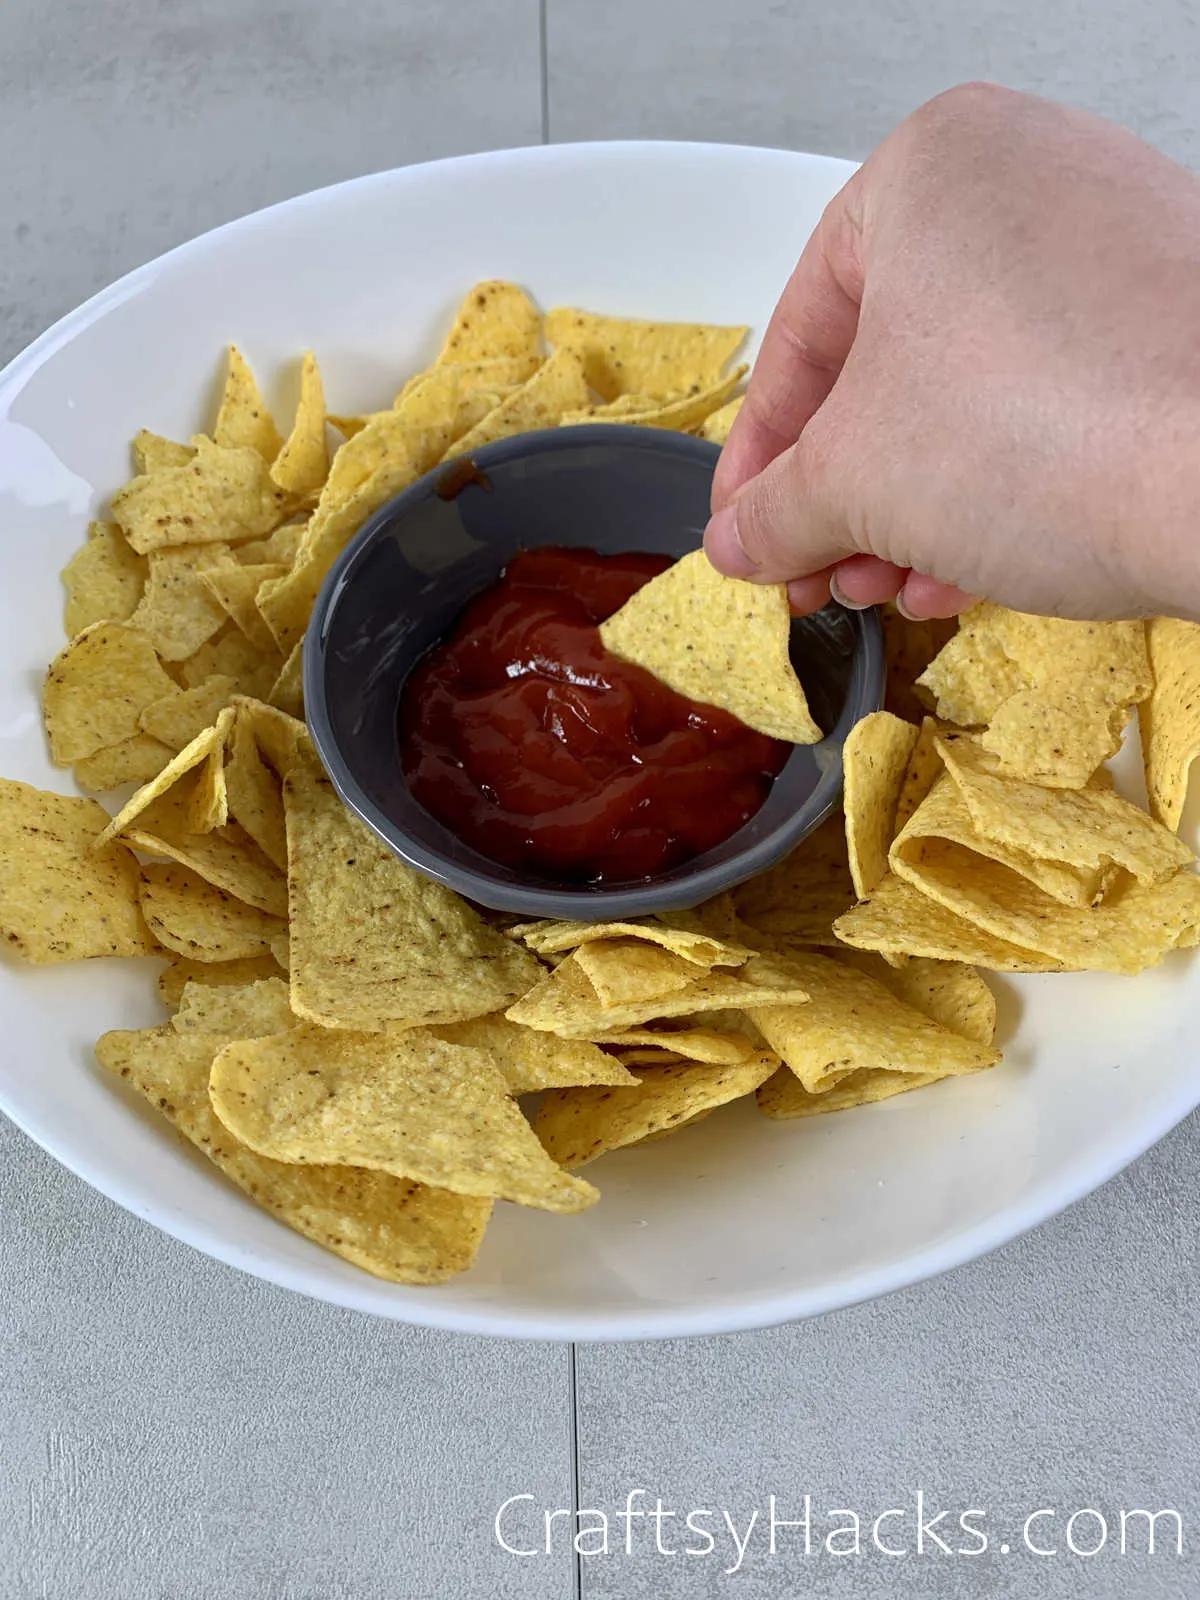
[828,569,872,611]
[896,590,923,621]
[703,502,759,579]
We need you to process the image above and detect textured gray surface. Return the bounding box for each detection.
[3,0,1200,1596]
[546,0,1200,166]
[0,1118,574,1600]
[575,1114,1200,1597]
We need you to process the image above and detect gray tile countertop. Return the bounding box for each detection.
[2,3,1198,1596]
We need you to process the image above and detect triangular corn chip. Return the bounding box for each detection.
[0,780,154,961]
[209,1024,597,1213]
[270,351,328,499]
[97,1024,489,1283]
[544,308,746,401]
[62,521,146,636]
[600,550,820,744]
[213,345,283,461]
[285,739,541,1030]
[843,711,920,899]
[534,1052,777,1168]
[432,1015,636,1094]
[44,622,178,763]
[435,281,541,367]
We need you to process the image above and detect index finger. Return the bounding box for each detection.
[712,168,867,511]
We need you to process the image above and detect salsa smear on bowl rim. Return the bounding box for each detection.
[399,547,790,884]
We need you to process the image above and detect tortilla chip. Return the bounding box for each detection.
[632,1109,716,1144]
[184,734,230,834]
[256,452,420,655]
[98,710,233,845]
[892,717,945,836]
[584,1024,753,1065]
[112,437,287,556]
[833,871,1062,972]
[980,689,1127,789]
[699,395,744,445]
[748,948,998,1096]
[757,1064,945,1119]
[213,346,283,461]
[235,697,308,779]
[270,352,328,499]
[879,604,957,724]
[561,368,747,432]
[43,622,179,763]
[666,893,743,942]
[600,549,820,743]
[73,734,175,793]
[158,952,286,1007]
[234,520,305,569]
[329,384,507,451]
[139,862,285,960]
[918,604,1151,729]
[177,624,283,702]
[1142,617,1200,830]
[894,773,1107,908]
[940,736,1192,887]
[735,812,855,940]
[892,831,1200,975]
[97,1024,489,1283]
[224,709,287,869]
[436,281,541,368]
[422,356,540,404]
[267,641,304,719]
[0,780,154,961]
[199,562,285,653]
[139,675,237,751]
[132,431,195,474]
[62,521,147,635]
[128,819,287,917]
[285,739,540,1030]
[507,950,809,1037]
[916,605,1026,727]
[446,348,589,456]
[432,1014,637,1094]
[509,916,750,968]
[843,711,920,899]
[209,1024,596,1214]
[171,975,294,1036]
[999,612,1151,705]
[831,949,997,1046]
[321,371,462,511]
[534,1052,777,1168]
[544,308,746,402]
[573,940,701,1007]
[609,1047,685,1066]
[127,543,237,660]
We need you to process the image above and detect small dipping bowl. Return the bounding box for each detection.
[304,425,884,918]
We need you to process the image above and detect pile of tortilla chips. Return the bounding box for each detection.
[6,282,1200,1287]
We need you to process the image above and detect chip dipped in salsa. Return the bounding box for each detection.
[398,547,790,883]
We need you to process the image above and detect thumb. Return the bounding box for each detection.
[703,430,859,585]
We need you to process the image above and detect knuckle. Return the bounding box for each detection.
[911,80,1013,139]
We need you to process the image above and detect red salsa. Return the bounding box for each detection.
[398,547,790,884]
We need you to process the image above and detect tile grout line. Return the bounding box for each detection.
[538,0,551,143]
[568,1341,582,1599]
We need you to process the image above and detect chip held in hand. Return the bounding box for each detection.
[599,549,822,744]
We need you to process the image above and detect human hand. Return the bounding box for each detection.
[706,83,1200,623]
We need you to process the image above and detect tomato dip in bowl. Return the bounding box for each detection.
[304,424,883,919]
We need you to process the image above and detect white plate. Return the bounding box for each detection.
[2,141,1197,1342]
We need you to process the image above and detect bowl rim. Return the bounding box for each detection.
[303,422,885,916]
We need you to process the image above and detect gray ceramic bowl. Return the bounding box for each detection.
[304,425,884,918]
